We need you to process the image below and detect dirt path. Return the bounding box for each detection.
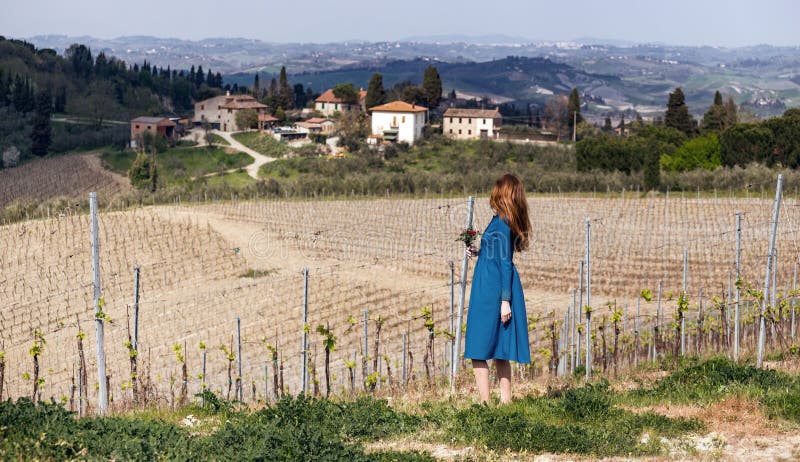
[84,152,131,191]
[213,130,275,179]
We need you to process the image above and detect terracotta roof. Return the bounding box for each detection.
[219,98,268,110]
[258,115,279,122]
[369,101,428,113]
[315,88,367,104]
[443,108,501,118]
[305,117,331,124]
[296,121,321,129]
[131,116,175,125]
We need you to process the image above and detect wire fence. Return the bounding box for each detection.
[2,187,800,412]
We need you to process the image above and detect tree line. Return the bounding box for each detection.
[574,85,800,190]
[0,37,234,166]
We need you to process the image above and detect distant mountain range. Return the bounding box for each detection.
[23,35,800,117]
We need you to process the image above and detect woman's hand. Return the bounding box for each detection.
[500,300,512,324]
[466,245,479,258]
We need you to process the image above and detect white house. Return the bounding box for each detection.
[442,107,502,140]
[314,88,367,117]
[369,101,428,145]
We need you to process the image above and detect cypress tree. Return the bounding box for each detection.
[567,87,583,132]
[254,73,260,97]
[702,90,726,132]
[665,87,694,135]
[195,65,205,86]
[643,141,661,191]
[421,65,442,108]
[725,97,738,127]
[365,72,386,109]
[278,66,294,109]
[31,87,53,157]
[602,117,612,132]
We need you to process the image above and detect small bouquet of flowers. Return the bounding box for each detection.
[456,226,480,247]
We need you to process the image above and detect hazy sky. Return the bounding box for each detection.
[2,0,797,47]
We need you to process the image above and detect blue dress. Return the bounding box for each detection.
[464,215,531,363]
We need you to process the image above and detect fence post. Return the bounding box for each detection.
[758,174,783,368]
[302,267,309,394]
[734,212,741,362]
[237,316,243,401]
[792,263,797,342]
[577,260,584,366]
[634,297,640,368]
[202,349,207,407]
[90,192,108,415]
[585,218,592,381]
[449,259,455,388]
[264,364,268,402]
[402,333,407,386]
[656,280,662,359]
[363,310,369,379]
[571,288,577,372]
[453,196,475,377]
[682,247,688,356]
[133,266,140,351]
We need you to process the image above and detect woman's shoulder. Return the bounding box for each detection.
[489,214,511,231]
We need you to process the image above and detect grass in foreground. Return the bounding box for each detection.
[621,356,800,423]
[6,358,799,460]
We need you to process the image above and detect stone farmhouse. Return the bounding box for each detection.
[194,91,268,132]
[442,107,502,140]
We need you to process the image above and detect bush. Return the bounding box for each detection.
[661,133,721,172]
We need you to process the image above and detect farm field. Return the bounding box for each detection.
[0,153,130,209]
[3,192,800,409]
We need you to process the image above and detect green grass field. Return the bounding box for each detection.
[102,146,252,185]
[232,132,288,158]
[206,133,230,146]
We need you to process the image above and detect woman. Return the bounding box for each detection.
[464,173,532,404]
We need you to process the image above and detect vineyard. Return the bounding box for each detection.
[2,189,800,414]
[0,153,129,210]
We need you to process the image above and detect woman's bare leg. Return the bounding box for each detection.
[472,360,490,403]
[495,359,512,404]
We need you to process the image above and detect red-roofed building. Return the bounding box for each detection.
[130,116,176,148]
[368,101,428,145]
[314,88,367,117]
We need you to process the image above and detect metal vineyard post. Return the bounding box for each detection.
[758,174,783,368]
[90,192,108,415]
[453,196,475,377]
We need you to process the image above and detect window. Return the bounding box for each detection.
[201,105,204,110]
[135,124,140,129]
[459,118,462,123]
[393,116,397,126]
[147,125,152,130]
[402,115,406,123]
[482,119,486,124]
[228,109,232,114]
[468,118,472,124]
[468,129,472,135]
[217,106,221,110]
[321,103,325,109]
[449,129,453,133]
[335,103,339,110]
[449,117,453,123]
[458,129,462,134]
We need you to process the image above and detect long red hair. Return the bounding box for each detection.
[490,173,531,252]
